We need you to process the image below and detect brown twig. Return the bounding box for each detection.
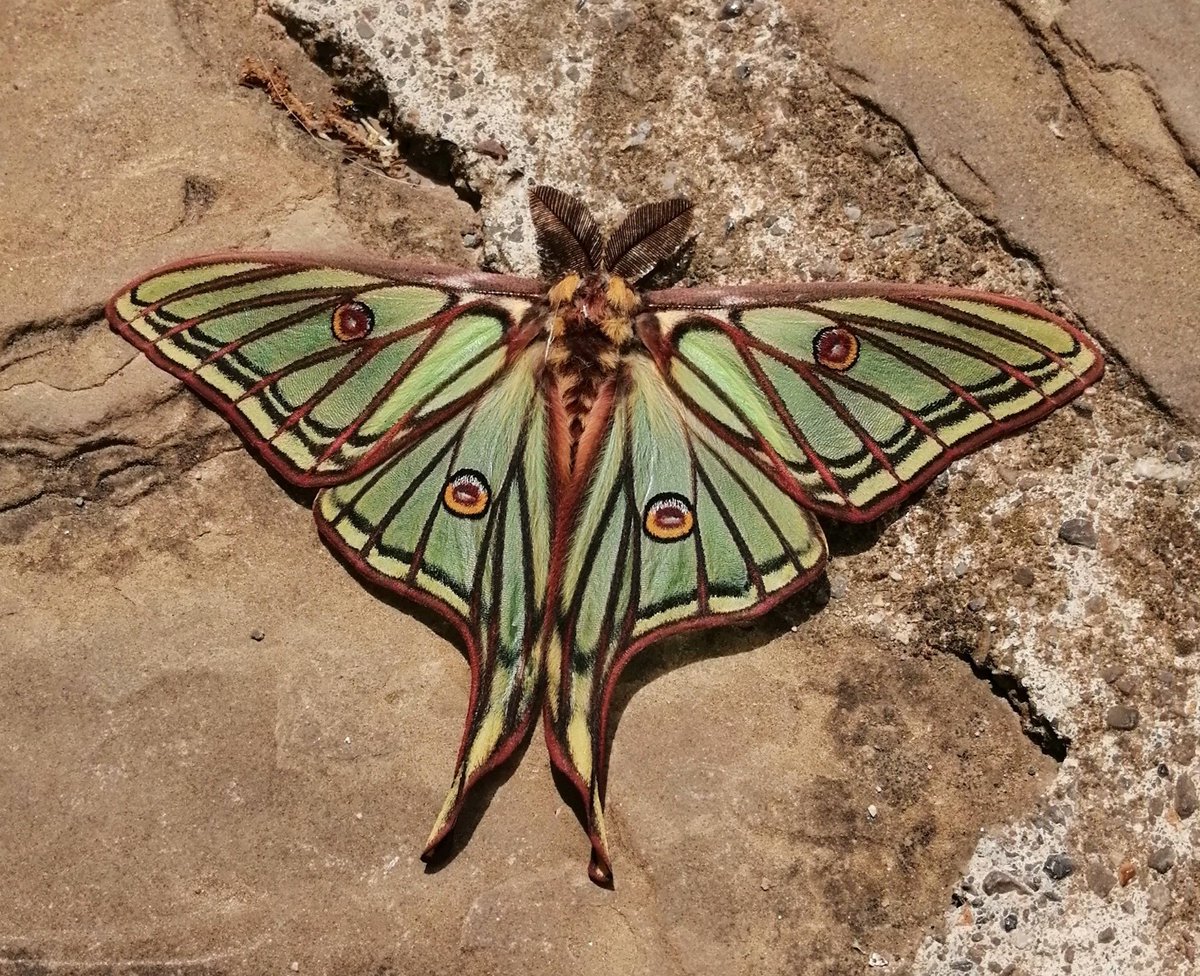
[238,56,401,166]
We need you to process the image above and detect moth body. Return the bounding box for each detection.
[544,272,642,462]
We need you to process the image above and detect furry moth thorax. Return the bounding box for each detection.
[545,272,641,371]
[530,184,693,369]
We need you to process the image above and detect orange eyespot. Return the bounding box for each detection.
[643,492,695,542]
[813,326,859,371]
[442,470,491,519]
[331,301,374,342]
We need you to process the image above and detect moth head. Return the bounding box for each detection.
[529,184,695,285]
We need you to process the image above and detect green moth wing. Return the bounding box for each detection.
[543,353,828,883]
[107,253,545,487]
[316,345,553,855]
[107,252,552,858]
[639,283,1103,522]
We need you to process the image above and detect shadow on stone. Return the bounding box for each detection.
[420,726,539,875]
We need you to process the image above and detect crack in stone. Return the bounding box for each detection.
[0,430,242,522]
[264,4,483,210]
[832,84,1063,306]
[951,647,1070,762]
[995,0,1200,235]
[1038,13,1200,180]
[0,304,105,360]
[0,359,136,397]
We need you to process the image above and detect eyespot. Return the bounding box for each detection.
[442,469,491,519]
[813,326,859,371]
[331,301,374,342]
[642,492,695,542]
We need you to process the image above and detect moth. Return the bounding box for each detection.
[107,186,1103,884]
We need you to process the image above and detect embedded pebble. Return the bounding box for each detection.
[622,120,653,149]
[810,257,841,279]
[843,204,862,222]
[865,218,898,238]
[1013,566,1035,587]
[250,628,266,642]
[733,63,751,81]
[1148,884,1171,912]
[1133,456,1185,481]
[1058,517,1097,548]
[719,0,745,18]
[1177,442,1194,461]
[828,575,848,600]
[1085,861,1117,897]
[1097,927,1116,944]
[473,138,507,160]
[981,870,1026,895]
[609,8,636,33]
[1043,853,1074,881]
[1175,773,1197,818]
[860,137,889,162]
[1104,705,1140,730]
[1147,845,1175,874]
[967,595,987,612]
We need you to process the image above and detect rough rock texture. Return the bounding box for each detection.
[1,1,1197,975]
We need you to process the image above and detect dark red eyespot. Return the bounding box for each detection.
[643,492,695,542]
[442,470,491,519]
[331,301,375,342]
[813,326,859,371]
